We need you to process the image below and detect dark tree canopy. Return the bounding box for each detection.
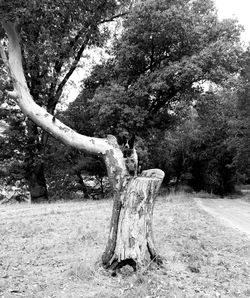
[1,0,131,113]
[64,0,246,194]
[73,0,243,136]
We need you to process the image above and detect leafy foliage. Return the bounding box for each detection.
[188,93,238,195]
[233,49,250,183]
[72,0,243,139]
[64,0,244,195]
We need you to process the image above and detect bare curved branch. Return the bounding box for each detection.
[1,21,111,155]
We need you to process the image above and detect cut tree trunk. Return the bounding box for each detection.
[102,169,164,271]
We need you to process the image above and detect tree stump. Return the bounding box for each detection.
[106,169,164,271]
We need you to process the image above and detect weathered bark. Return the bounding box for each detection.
[103,169,164,270]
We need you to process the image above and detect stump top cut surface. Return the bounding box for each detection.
[140,169,165,180]
[136,176,162,181]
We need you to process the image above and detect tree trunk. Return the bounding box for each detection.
[1,22,165,272]
[26,165,48,202]
[24,119,48,202]
[76,171,89,198]
[102,169,164,271]
[26,162,48,202]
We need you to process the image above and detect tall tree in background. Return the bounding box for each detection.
[0,0,131,201]
[73,0,242,137]
[235,49,250,182]
[67,0,243,187]
[188,91,239,195]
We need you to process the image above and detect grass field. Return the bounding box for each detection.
[0,194,250,298]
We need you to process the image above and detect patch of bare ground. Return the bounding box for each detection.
[0,194,250,297]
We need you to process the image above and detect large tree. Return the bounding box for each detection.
[1,1,165,272]
[0,0,132,201]
[75,0,243,135]
[66,0,243,187]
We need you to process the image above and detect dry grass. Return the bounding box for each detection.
[0,193,250,297]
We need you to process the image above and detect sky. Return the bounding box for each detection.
[215,0,250,43]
